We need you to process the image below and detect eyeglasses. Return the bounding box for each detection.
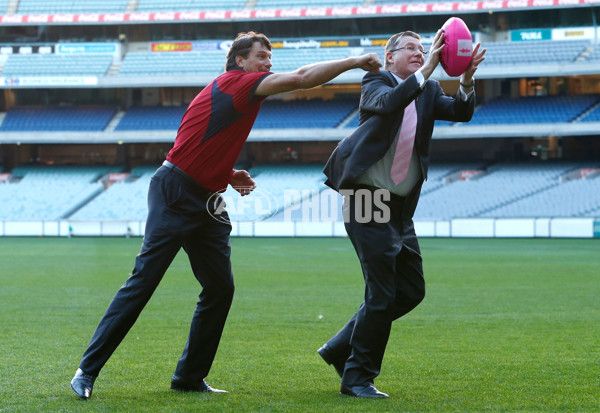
[388,46,428,55]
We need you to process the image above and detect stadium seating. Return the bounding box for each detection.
[413,162,585,220]
[479,39,590,65]
[467,94,600,125]
[2,162,599,223]
[71,166,157,221]
[481,173,600,217]
[255,98,357,128]
[71,164,327,222]
[116,48,353,78]
[580,103,600,122]
[2,54,113,77]
[18,0,128,13]
[96,39,600,81]
[271,48,352,71]
[115,106,188,131]
[0,106,117,131]
[420,163,485,195]
[113,99,357,130]
[118,51,226,77]
[587,44,600,62]
[345,112,360,128]
[0,165,119,221]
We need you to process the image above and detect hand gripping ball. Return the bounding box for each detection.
[440,17,473,77]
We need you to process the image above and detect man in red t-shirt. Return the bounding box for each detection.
[71,31,382,400]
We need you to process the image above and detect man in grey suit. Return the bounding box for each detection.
[319,29,485,398]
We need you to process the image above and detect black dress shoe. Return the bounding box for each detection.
[340,383,389,398]
[70,368,96,400]
[317,344,345,378]
[170,377,228,393]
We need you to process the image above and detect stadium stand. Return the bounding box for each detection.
[118,51,225,77]
[116,48,354,78]
[0,106,117,131]
[4,39,596,85]
[580,103,600,122]
[480,173,600,217]
[18,0,129,13]
[344,112,360,128]
[271,48,353,71]
[314,39,592,71]
[2,54,113,77]
[587,44,600,62]
[413,162,586,220]
[4,93,598,132]
[71,164,328,222]
[344,94,598,129]
[112,99,359,130]
[115,106,187,131]
[2,162,599,223]
[480,39,590,65]
[0,165,119,221]
[420,163,486,195]
[71,166,157,221]
[255,98,358,128]
[467,94,600,125]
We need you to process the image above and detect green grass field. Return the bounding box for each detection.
[0,237,598,412]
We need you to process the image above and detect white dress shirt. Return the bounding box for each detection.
[357,70,473,196]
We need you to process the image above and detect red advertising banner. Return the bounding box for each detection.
[0,1,596,26]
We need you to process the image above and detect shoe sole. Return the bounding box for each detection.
[70,383,90,400]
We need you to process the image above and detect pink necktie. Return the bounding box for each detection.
[390,100,417,184]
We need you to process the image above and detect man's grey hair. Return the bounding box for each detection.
[384,31,421,69]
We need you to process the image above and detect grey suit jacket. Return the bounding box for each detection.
[324,69,475,220]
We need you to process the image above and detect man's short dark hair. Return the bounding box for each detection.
[225,31,272,72]
[384,31,421,69]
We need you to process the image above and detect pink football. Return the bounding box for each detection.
[440,17,473,77]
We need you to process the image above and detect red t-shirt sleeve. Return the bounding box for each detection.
[232,71,272,111]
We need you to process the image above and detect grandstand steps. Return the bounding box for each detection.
[6,0,17,14]
[107,61,123,76]
[337,108,359,128]
[575,46,595,62]
[61,187,106,220]
[104,111,126,132]
[575,100,600,122]
[126,0,139,12]
[579,205,600,217]
[474,182,559,217]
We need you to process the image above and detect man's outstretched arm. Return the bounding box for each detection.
[255,53,382,97]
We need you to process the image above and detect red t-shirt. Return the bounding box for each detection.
[166,68,271,192]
